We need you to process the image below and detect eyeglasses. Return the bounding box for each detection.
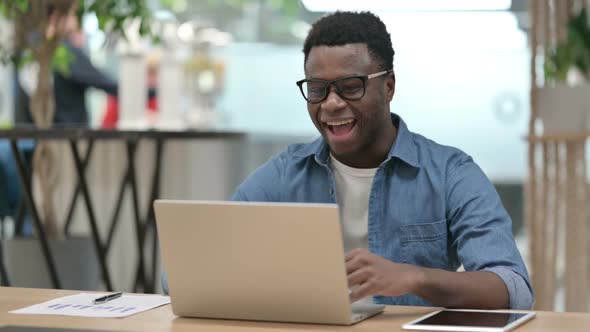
[296,70,392,104]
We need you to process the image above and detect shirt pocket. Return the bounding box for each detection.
[399,219,449,269]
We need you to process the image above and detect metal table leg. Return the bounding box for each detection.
[14,201,25,236]
[126,140,147,292]
[69,140,113,291]
[0,219,11,286]
[10,140,61,289]
[150,139,164,292]
[135,139,164,293]
[14,145,34,237]
[0,245,9,286]
[64,141,95,237]
[104,168,130,254]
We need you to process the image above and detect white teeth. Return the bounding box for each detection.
[326,119,354,126]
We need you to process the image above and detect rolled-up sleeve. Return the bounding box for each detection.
[485,266,534,309]
[446,153,534,309]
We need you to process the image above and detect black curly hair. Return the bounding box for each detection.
[303,11,394,71]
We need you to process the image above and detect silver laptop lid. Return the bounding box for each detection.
[155,200,355,324]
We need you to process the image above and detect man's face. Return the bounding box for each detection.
[304,43,395,165]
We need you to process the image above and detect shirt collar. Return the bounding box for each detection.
[293,113,420,169]
[388,113,420,168]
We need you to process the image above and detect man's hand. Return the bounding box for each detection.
[345,248,512,309]
[345,248,421,302]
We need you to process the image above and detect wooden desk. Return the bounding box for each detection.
[1,288,590,331]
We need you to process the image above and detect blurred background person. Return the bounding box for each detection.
[15,8,117,127]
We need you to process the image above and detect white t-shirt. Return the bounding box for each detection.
[329,155,378,253]
[330,155,378,304]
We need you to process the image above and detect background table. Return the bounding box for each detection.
[0,128,245,293]
[2,287,590,332]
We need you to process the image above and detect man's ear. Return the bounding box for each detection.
[385,71,395,102]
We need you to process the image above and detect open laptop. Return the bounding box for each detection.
[154,200,385,325]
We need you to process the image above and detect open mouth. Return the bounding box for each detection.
[324,118,357,137]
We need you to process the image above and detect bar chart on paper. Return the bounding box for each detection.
[9,293,170,318]
[45,303,136,314]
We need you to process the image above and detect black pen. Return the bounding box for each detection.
[92,292,123,305]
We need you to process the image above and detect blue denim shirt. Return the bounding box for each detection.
[230,113,533,309]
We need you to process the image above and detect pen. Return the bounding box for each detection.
[92,292,123,305]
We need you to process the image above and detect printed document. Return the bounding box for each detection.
[9,293,170,318]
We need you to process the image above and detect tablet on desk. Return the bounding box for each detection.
[402,309,536,332]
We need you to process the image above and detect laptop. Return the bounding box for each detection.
[154,200,385,325]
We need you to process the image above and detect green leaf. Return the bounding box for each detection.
[15,0,28,13]
[52,45,75,76]
[88,2,99,12]
[282,0,301,16]
[97,14,109,30]
[267,0,284,11]
[160,0,177,9]
[0,0,29,16]
[16,50,35,69]
[151,34,161,45]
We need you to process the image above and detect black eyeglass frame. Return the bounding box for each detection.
[295,69,393,104]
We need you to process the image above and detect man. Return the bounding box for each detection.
[231,11,533,309]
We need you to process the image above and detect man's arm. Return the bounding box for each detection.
[346,249,509,308]
[65,43,119,95]
[413,268,509,308]
[445,154,533,309]
[347,153,533,309]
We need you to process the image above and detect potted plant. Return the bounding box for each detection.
[0,0,153,290]
[538,7,590,135]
